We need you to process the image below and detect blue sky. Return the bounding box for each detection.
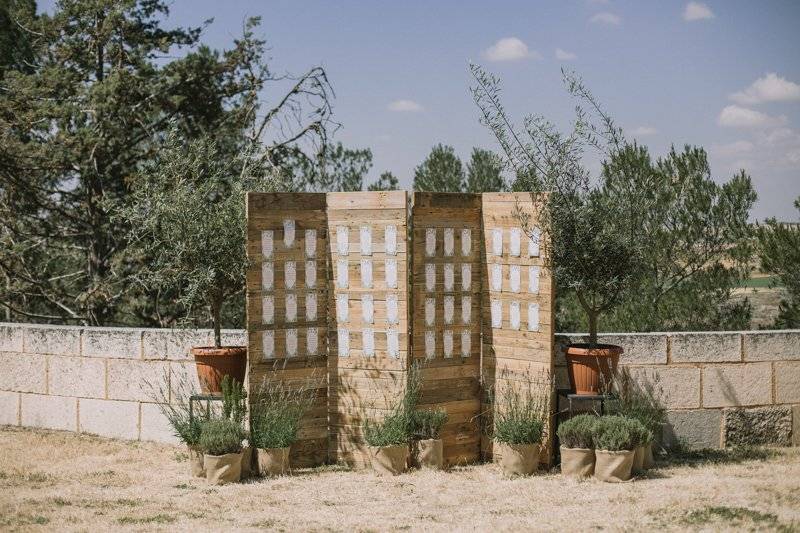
[42,0,800,219]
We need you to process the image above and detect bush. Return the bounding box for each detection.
[250,377,315,449]
[628,418,653,448]
[492,379,548,445]
[411,409,448,440]
[606,368,666,435]
[364,412,411,447]
[592,416,638,451]
[557,414,597,449]
[199,419,245,456]
[221,376,247,426]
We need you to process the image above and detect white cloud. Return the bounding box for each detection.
[555,48,577,61]
[631,126,658,136]
[483,37,540,62]
[717,105,787,129]
[713,140,755,158]
[729,73,800,105]
[387,99,423,112]
[683,2,714,21]
[590,12,622,25]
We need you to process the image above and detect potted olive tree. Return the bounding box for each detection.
[120,130,276,393]
[471,66,650,395]
[556,413,598,478]
[410,408,448,470]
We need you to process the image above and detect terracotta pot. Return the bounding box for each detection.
[204,452,242,485]
[240,446,253,479]
[565,343,622,395]
[191,346,247,394]
[412,439,444,470]
[632,445,645,473]
[495,441,540,476]
[594,449,634,482]
[369,445,409,476]
[256,447,290,477]
[642,442,655,469]
[188,445,205,478]
[559,446,595,478]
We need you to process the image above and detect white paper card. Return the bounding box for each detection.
[461,264,472,291]
[360,226,372,256]
[461,228,471,256]
[262,330,274,360]
[362,294,374,324]
[492,228,503,256]
[444,295,454,325]
[305,260,316,289]
[307,327,318,356]
[337,226,349,256]
[461,330,471,358]
[285,293,297,323]
[491,299,502,328]
[261,230,273,259]
[285,261,296,289]
[262,295,274,324]
[336,294,349,322]
[529,227,541,257]
[510,228,521,257]
[283,219,295,248]
[387,294,399,325]
[387,328,399,358]
[528,303,540,331]
[425,330,435,359]
[491,264,502,292]
[385,259,398,289]
[444,228,454,257]
[286,328,298,357]
[510,301,521,330]
[425,297,436,327]
[444,263,454,291]
[305,229,316,258]
[385,225,397,255]
[362,328,375,357]
[425,228,436,257]
[338,328,350,356]
[510,265,521,293]
[262,262,274,290]
[462,295,472,324]
[425,264,436,292]
[529,266,540,294]
[443,330,453,358]
[360,259,373,289]
[306,292,317,321]
[336,259,348,288]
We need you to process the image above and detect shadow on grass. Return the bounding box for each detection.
[659,444,777,468]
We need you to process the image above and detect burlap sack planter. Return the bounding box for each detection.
[204,452,243,485]
[559,446,595,478]
[642,443,654,469]
[594,449,634,482]
[240,446,253,479]
[632,445,646,473]
[256,447,290,477]
[412,439,443,470]
[369,445,409,476]
[495,442,540,476]
[188,446,205,478]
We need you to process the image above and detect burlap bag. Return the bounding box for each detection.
[560,446,595,478]
[642,443,655,469]
[240,446,253,479]
[188,446,205,478]
[594,449,634,482]
[256,447,290,477]
[204,452,242,485]
[632,445,646,473]
[369,444,409,476]
[496,442,540,476]
[413,439,444,470]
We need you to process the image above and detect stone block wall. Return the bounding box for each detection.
[555,330,800,449]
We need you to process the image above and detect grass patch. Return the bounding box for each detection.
[0,513,50,528]
[665,445,775,467]
[682,506,778,526]
[737,276,780,288]
[117,514,176,525]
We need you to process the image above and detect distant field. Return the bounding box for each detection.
[737,276,779,289]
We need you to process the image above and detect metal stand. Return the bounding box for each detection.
[189,393,223,422]
[554,389,615,463]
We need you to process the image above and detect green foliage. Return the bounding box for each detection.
[758,197,800,328]
[411,409,448,440]
[221,376,247,426]
[413,144,465,192]
[144,368,203,446]
[606,368,667,435]
[627,418,653,448]
[592,415,638,451]
[198,419,244,456]
[363,363,422,447]
[491,375,549,445]
[557,414,597,449]
[367,171,400,191]
[249,377,315,449]
[466,148,506,192]
[280,143,373,192]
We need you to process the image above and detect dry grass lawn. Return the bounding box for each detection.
[1,426,799,532]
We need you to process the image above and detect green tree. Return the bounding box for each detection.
[280,143,372,192]
[368,171,400,191]
[758,197,800,328]
[413,144,465,192]
[0,0,36,75]
[466,148,506,192]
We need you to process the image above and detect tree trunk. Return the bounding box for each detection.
[211,296,223,348]
[587,311,599,346]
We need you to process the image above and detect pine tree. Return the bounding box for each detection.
[413,144,465,192]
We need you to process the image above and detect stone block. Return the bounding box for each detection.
[602,333,668,365]
[554,334,586,366]
[24,325,81,356]
[78,398,139,440]
[221,329,247,348]
[743,331,800,362]
[107,359,170,402]
[775,361,800,404]
[670,332,741,363]
[793,405,800,446]
[0,391,19,425]
[0,352,46,393]
[702,363,772,408]
[169,362,203,401]
[140,402,180,445]
[0,324,23,352]
[20,393,77,431]
[48,356,105,398]
[663,409,722,449]
[723,406,792,446]
[142,329,212,360]
[627,366,701,409]
[82,328,141,359]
